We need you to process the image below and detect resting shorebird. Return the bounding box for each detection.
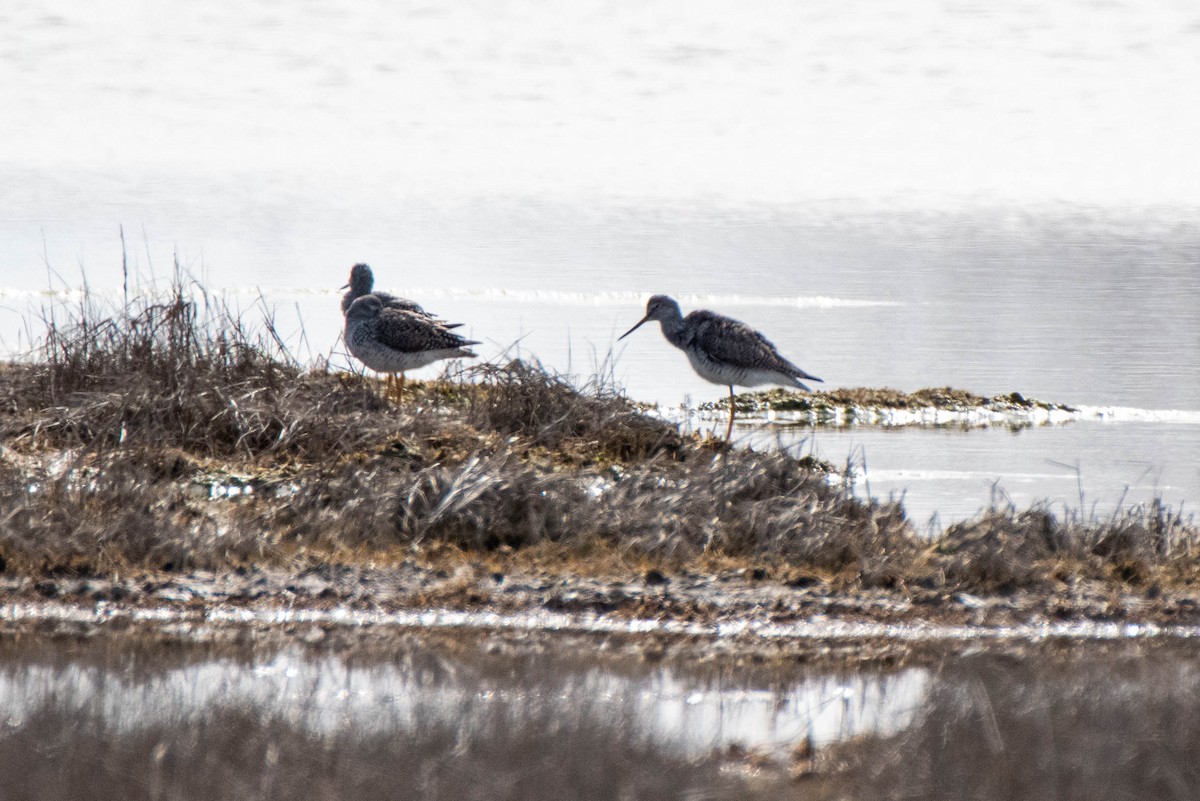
[619,294,822,440]
[340,263,461,329]
[344,294,479,402]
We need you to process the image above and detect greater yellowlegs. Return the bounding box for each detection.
[619,294,822,440]
[340,263,462,329]
[344,294,479,401]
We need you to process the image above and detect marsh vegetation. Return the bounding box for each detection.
[0,271,1197,612]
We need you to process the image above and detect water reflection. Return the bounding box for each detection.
[0,639,925,756]
[848,652,1200,800]
[5,629,1196,799]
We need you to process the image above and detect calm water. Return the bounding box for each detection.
[1,0,1197,520]
[4,630,1200,799]
[0,636,923,757]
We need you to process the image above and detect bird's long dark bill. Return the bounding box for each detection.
[339,282,350,290]
[618,316,651,340]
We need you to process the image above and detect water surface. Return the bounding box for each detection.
[4,626,1200,799]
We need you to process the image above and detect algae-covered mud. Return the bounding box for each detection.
[705,386,1081,429]
[691,386,1200,523]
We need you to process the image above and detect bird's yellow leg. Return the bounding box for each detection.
[724,386,735,442]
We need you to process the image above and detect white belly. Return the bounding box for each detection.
[347,321,461,373]
[685,349,791,388]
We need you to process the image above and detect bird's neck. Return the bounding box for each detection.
[658,314,688,349]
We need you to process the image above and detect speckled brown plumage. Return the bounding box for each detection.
[345,295,478,400]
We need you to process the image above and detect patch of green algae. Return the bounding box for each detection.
[709,386,1078,417]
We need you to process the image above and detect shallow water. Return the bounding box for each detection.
[4,622,1200,799]
[0,627,911,799]
[1,0,1198,521]
[0,637,924,756]
[744,418,1200,525]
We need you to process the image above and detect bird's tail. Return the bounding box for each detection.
[790,367,823,392]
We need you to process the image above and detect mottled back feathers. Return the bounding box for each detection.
[684,310,818,383]
[344,295,478,374]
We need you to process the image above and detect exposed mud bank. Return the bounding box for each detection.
[7,554,1200,669]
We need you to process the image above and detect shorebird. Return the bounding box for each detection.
[340,263,462,329]
[344,294,479,402]
[619,294,823,440]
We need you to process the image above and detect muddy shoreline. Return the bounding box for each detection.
[7,557,1200,668]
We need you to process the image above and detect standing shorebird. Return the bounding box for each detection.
[619,295,823,440]
[340,263,462,329]
[344,294,479,402]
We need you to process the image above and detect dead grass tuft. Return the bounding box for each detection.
[2,267,395,460]
[934,508,1065,591]
[0,452,279,575]
[933,500,1200,591]
[459,360,685,462]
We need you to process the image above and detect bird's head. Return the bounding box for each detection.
[618,294,680,340]
[341,263,374,292]
[345,294,384,321]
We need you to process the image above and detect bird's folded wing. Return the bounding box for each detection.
[376,291,429,317]
[689,311,786,370]
[375,309,478,353]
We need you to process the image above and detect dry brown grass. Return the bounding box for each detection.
[459,360,685,462]
[932,499,1199,592]
[0,270,402,460]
